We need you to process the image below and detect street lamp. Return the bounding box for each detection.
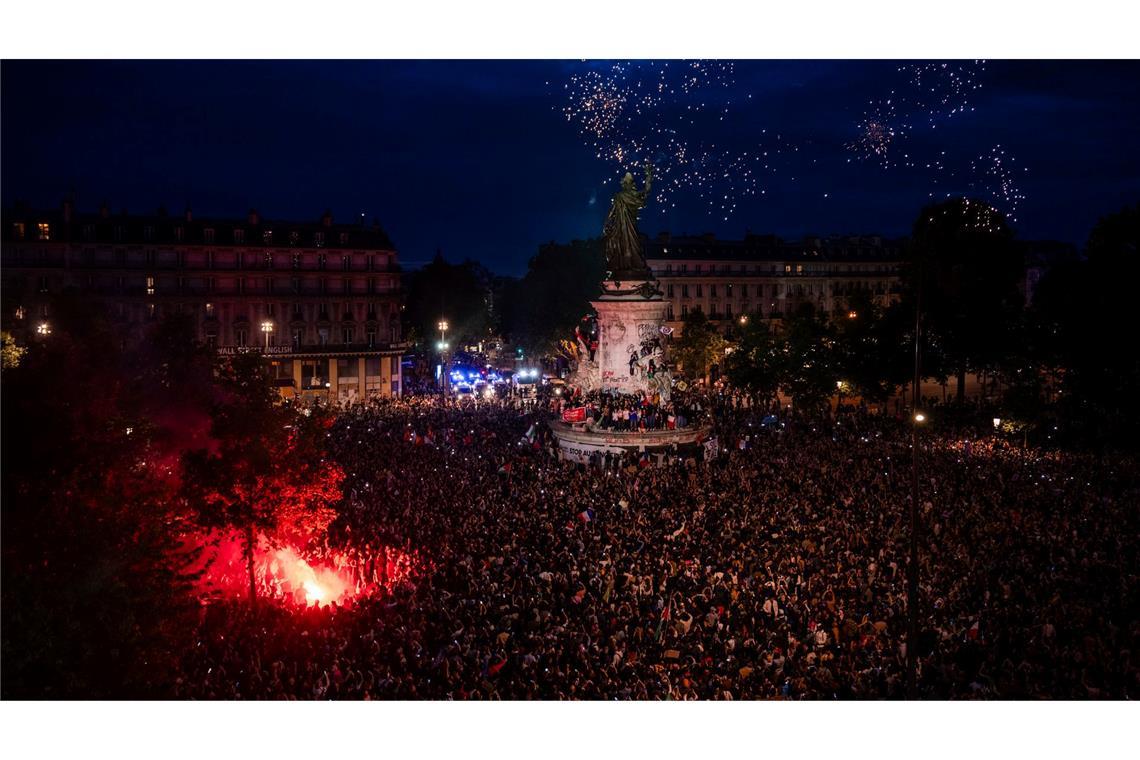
[739,315,749,326]
[993,417,1002,429]
[847,310,858,320]
[36,322,52,336]
[261,320,274,349]
[438,319,449,344]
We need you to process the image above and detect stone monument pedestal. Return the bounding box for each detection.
[592,286,668,395]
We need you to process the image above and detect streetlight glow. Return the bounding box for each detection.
[36,322,52,336]
[261,320,274,348]
[914,412,926,423]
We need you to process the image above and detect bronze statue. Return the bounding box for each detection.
[602,163,653,280]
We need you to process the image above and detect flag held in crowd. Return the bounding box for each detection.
[561,406,587,423]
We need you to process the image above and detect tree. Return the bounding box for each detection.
[673,309,727,381]
[404,252,492,347]
[725,315,782,401]
[833,292,910,404]
[181,352,344,603]
[1033,203,1140,445]
[1,301,211,697]
[907,198,1023,401]
[1,330,25,370]
[779,303,842,411]
[501,239,607,359]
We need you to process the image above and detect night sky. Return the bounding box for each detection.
[3,60,1138,275]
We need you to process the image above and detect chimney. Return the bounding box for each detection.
[322,209,333,228]
[184,205,193,222]
[248,208,260,226]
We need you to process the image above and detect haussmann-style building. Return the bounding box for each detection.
[2,200,408,402]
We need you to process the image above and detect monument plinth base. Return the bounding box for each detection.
[550,420,713,465]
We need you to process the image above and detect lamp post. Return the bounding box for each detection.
[36,322,52,337]
[261,320,274,349]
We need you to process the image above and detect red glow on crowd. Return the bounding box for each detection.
[187,531,422,609]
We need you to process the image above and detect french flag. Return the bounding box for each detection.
[578,508,596,523]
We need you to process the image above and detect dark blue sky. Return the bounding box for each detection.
[4,60,1138,275]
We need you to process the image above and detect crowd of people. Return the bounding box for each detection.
[554,387,706,432]
[174,389,1139,699]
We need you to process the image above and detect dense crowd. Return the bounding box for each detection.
[555,387,707,432]
[175,391,1139,699]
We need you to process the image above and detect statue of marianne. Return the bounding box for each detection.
[602,162,653,280]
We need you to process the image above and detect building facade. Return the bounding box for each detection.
[645,232,906,334]
[2,200,408,402]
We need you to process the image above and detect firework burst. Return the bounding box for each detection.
[558,60,789,220]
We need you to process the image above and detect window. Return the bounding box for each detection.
[681,304,689,317]
[342,278,350,295]
[207,276,216,293]
[339,232,349,245]
[725,304,733,320]
[37,223,51,240]
[726,283,733,296]
[318,254,326,270]
[265,302,275,317]
[236,328,247,347]
[204,228,215,244]
[667,305,674,320]
[233,229,245,244]
[148,303,157,320]
[368,255,375,272]
[264,251,274,269]
[368,278,376,294]
[342,255,351,271]
[665,264,673,274]
[175,226,184,242]
[680,264,687,273]
[709,284,717,297]
[293,302,303,318]
[13,223,25,239]
[291,277,301,294]
[366,329,376,348]
[292,329,303,348]
[14,306,25,321]
[695,284,703,297]
[681,284,689,298]
[237,277,245,294]
[290,231,299,246]
[145,249,156,266]
[263,230,273,245]
[666,284,674,297]
[38,275,49,293]
[342,327,354,344]
[114,226,124,242]
[292,253,301,270]
[314,232,325,247]
[83,224,95,241]
[205,302,215,317]
[317,328,329,346]
[796,264,804,274]
[146,276,155,295]
[144,225,154,241]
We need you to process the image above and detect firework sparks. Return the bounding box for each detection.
[558,60,788,219]
[970,145,1027,222]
